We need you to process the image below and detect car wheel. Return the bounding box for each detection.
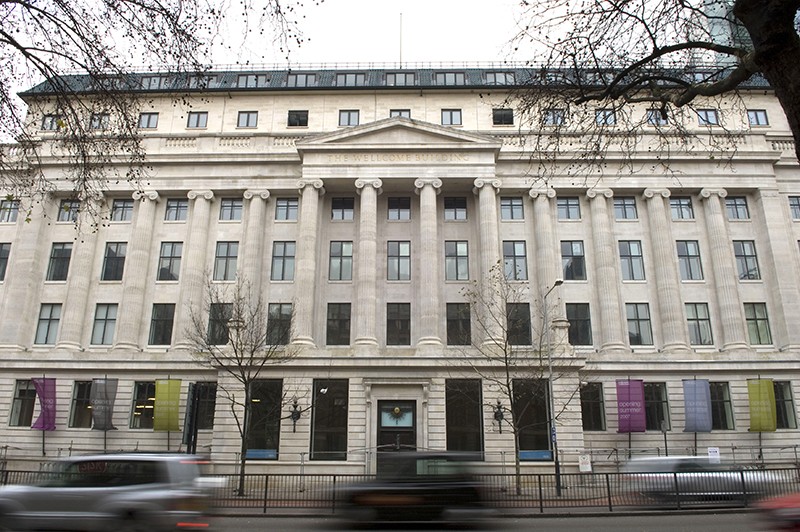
[117,513,150,532]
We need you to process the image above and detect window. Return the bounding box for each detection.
[446,379,483,453]
[10,380,36,427]
[580,382,606,431]
[329,241,353,281]
[686,303,713,345]
[164,198,188,221]
[644,382,670,431]
[149,303,175,345]
[157,242,182,281]
[446,303,471,346]
[444,197,467,220]
[386,303,411,345]
[726,196,750,220]
[247,379,283,459]
[326,303,351,346]
[614,197,638,220]
[130,381,156,429]
[275,198,299,220]
[747,109,769,126]
[646,108,668,126]
[188,74,217,89]
[486,71,515,84]
[626,303,653,345]
[387,241,410,281]
[744,302,772,344]
[101,242,127,281]
[35,303,61,344]
[492,108,514,125]
[237,111,258,128]
[236,74,267,88]
[435,72,466,85]
[47,242,73,281]
[389,109,411,118]
[91,303,118,345]
[513,379,550,455]
[41,114,62,131]
[0,199,19,222]
[111,199,133,221]
[543,108,565,126]
[267,303,292,345]
[187,111,208,128]
[561,240,586,280]
[271,241,296,281]
[213,241,238,281]
[386,72,415,86]
[595,109,616,125]
[89,113,109,130]
[338,110,359,126]
[388,197,411,220]
[287,110,308,127]
[219,198,243,221]
[697,108,719,126]
[619,240,645,280]
[733,240,760,280]
[503,241,528,280]
[445,241,469,281]
[138,112,159,129]
[141,75,169,89]
[566,303,592,345]
[710,382,734,430]
[207,303,232,345]
[791,197,800,219]
[69,381,93,428]
[441,109,462,126]
[336,72,366,86]
[500,197,524,220]
[192,382,217,430]
[0,243,9,281]
[331,197,354,220]
[677,240,704,280]
[286,73,316,87]
[557,197,581,220]
[506,303,532,345]
[670,197,694,220]
[775,381,797,429]
[311,379,349,460]
[58,199,80,222]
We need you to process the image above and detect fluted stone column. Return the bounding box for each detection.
[353,178,382,348]
[530,188,563,326]
[474,178,502,345]
[242,190,270,297]
[699,188,749,352]
[113,191,159,350]
[643,189,691,353]
[415,178,443,346]
[587,188,627,353]
[173,190,214,349]
[292,179,324,346]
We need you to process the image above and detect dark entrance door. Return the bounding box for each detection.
[377,400,416,452]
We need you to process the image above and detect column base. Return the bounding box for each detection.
[720,342,752,354]
[416,336,443,347]
[112,341,140,351]
[599,342,628,355]
[54,341,82,351]
[661,342,692,355]
[291,336,316,347]
[353,336,379,347]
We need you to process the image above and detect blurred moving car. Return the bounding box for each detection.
[339,451,491,524]
[0,453,214,531]
[756,492,800,530]
[622,456,785,504]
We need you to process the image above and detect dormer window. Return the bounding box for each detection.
[336,73,366,86]
[435,72,465,85]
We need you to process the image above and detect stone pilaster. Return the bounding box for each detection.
[292,179,324,346]
[530,188,563,319]
[242,190,270,297]
[415,178,443,346]
[353,178,382,348]
[474,178,502,345]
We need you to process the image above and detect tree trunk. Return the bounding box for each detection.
[237,389,251,497]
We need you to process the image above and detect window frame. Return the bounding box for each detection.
[236,111,258,128]
[387,197,411,220]
[566,303,592,346]
[69,381,93,428]
[444,197,467,221]
[148,303,175,345]
[726,196,750,220]
[389,109,411,118]
[326,303,351,346]
[35,303,61,345]
[387,240,411,281]
[329,241,354,281]
[46,242,73,281]
[580,382,606,431]
[101,242,127,281]
[543,108,566,126]
[338,110,359,127]
[267,303,292,345]
[91,303,118,345]
[626,303,653,346]
[710,382,734,430]
[697,108,720,126]
[270,241,296,281]
[213,241,239,281]
[446,303,471,346]
[744,302,772,345]
[10,380,36,427]
[500,197,524,220]
[386,72,416,86]
[331,197,355,221]
[644,382,670,431]
[619,240,645,281]
[614,197,638,220]
[686,302,714,345]
[790,197,800,220]
[310,379,349,460]
[747,109,769,126]
[386,302,411,346]
[561,240,586,281]
[164,198,188,221]
[733,240,760,280]
[275,198,299,220]
[646,108,669,126]
[111,199,134,222]
[492,108,514,126]
[670,197,695,220]
[57,199,80,222]
[186,111,208,129]
[138,112,159,129]
[0,242,10,281]
[444,240,469,281]
[219,198,243,221]
[595,108,617,126]
[676,240,704,281]
[503,240,528,281]
[441,108,462,126]
[130,381,156,429]
[775,381,797,429]
[435,72,466,85]
[445,379,484,453]
[287,110,309,127]
[506,303,532,345]
[157,242,182,281]
[0,200,19,223]
[557,197,581,220]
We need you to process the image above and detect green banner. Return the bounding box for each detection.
[154,379,181,431]
[748,379,777,432]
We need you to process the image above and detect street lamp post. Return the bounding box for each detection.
[544,278,563,496]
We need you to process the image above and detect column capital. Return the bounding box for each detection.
[473,178,502,194]
[187,190,214,201]
[529,187,556,199]
[244,189,270,201]
[355,178,383,194]
[643,188,671,200]
[699,188,728,200]
[414,178,442,194]
[586,188,613,200]
[132,190,160,202]
[297,179,325,194]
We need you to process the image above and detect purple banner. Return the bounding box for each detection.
[31,377,56,431]
[616,379,646,433]
[683,379,712,433]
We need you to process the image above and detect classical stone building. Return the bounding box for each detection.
[1,65,799,473]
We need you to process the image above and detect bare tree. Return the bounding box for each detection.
[186,276,297,495]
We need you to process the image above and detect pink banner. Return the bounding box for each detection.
[616,379,646,433]
[31,377,56,431]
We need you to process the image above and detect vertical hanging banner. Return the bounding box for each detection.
[154,379,181,431]
[90,378,118,431]
[683,379,712,433]
[31,377,56,431]
[616,379,646,433]
[748,379,777,432]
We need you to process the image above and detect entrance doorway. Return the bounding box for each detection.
[376,400,416,452]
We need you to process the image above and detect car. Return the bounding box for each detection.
[756,491,800,530]
[0,453,215,531]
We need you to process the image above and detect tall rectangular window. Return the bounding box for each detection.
[566,303,592,345]
[47,242,72,281]
[270,241,295,281]
[69,381,93,428]
[726,197,750,220]
[91,303,118,345]
[733,240,760,280]
[130,381,156,429]
[775,381,797,429]
[500,197,524,220]
[138,112,159,129]
[744,302,772,345]
[747,109,769,126]
[686,302,713,345]
[445,241,469,281]
[614,197,638,220]
[644,382,670,431]
[444,197,467,220]
[626,303,653,345]
[580,382,606,431]
[58,199,80,222]
[326,303,351,346]
[388,197,411,220]
[387,241,410,281]
[446,303,471,346]
[503,241,528,280]
[789,197,800,219]
[441,109,462,126]
[329,241,353,281]
[557,197,581,219]
[187,111,208,128]
[193,382,217,430]
[386,303,411,345]
[677,240,704,280]
[275,198,299,220]
[164,198,188,221]
[670,197,694,219]
[267,303,292,345]
[236,111,258,128]
[213,241,238,281]
[101,242,126,281]
[492,108,514,125]
[506,303,532,345]
[207,303,232,345]
[311,379,349,460]
[561,240,586,280]
[10,380,36,427]
[149,303,175,345]
[446,379,483,453]
[0,199,19,222]
[157,242,182,280]
[710,382,734,430]
[287,110,309,127]
[338,110,359,126]
[111,199,133,221]
[0,243,10,281]
[619,240,645,280]
[219,198,243,221]
[513,379,550,455]
[331,197,354,220]
[35,304,61,344]
[247,379,282,459]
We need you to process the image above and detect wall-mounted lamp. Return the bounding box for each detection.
[290,398,301,432]
[493,399,504,434]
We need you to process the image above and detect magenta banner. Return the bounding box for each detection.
[616,379,646,433]
[31,377,56,431]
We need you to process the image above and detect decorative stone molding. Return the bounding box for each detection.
[586,188,613,200]
[699,188,728,200]
[643,188,671,200]
[473,178,502,195]
[355,178,383,195]
[243,190,270,201]
[187,190,214,201]
[132,190,160,202]
[413,178,442,195]
[296,179,325,195]
[528,187,556,199]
